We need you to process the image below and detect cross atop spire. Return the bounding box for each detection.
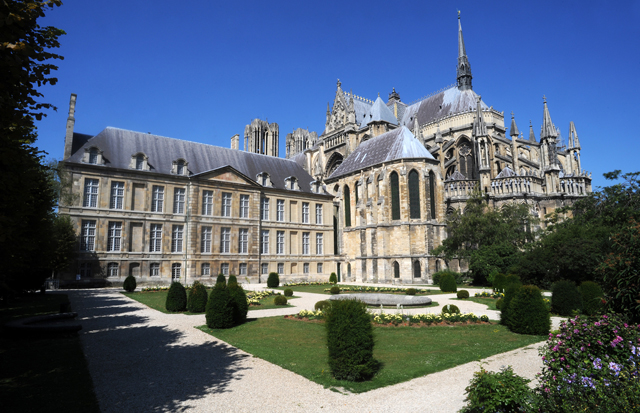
[457,12,473,91]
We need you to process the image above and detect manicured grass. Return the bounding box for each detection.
[199,316,544,393]
[275,284,451,295]
[458,297,499,311]
[0,293,100,413]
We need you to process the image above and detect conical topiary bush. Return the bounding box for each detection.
[187,281,208,313]
[166,282,187,312]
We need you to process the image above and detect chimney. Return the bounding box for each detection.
[63,94,77,159]
[230,134,240,150]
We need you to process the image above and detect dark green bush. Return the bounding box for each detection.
[552,280,583,316]
[325,298,377,381]
[492,273,507,292]
[457,290,469,299]
[315,300,330,311]
[433,269,462,286]
[123,275,137,292]
[500,282,522,327]
[205,283,234,329]
[439,273,457,292]
[283,288,293,297]
[330,286,340,294]
[406,288,417,295]
[187,281,208,313]
[460,367,532,413]
[216,274,226,285]
[227,274,237,285]
[442,304,460,314]
[579,281,604,316]
[274,295,287,305]
[267,272,279,288]
[228,283,248,325]
[329,272,337,284]
[165,282,187,312]
[495,297,504,310]
[505,285,550,335]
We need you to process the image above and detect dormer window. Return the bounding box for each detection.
[284,176,299,191]
[256,172,272,187]
[84,146,103,165]
[131,153,148,171]
[135,155,144,170]
[89,148,98,164]
[172,159,188,176]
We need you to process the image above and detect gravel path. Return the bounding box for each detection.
[68,286,559,413]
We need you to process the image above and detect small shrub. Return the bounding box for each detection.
[329,272,337,284]
[492,273,507,292]
[551,280,583,316]
[314,300,330,311]
[439,273,457,292]
[442,304,460,314]
[579,281,604,316]
[330,286,340,294]
[433,269,461,286]
[227,274,237,285]
[479,315,489,322]
[274,295,287,305]
[267,272,279,288]
[506,285,550,335]
[205,283,234,329]
[187,281,208,313]
[123,275,137,292]
[406,288,417,295]
[461,367,532,413]
[325,299,377,381]
[228,283,248,325]
[283,288,293,297]
[495,297,504,310]
[216,274,226,285]
[165,282,187,312]
[457,290,469,299]
[500,282,522,327]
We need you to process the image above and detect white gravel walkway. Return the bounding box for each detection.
[68,285,560,413]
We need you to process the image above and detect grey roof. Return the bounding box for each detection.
[495,166,517,178]
[361,96,398,126]
[446,170,468,181]
[328,126,434,180]
[67,127,319,193]
[400,87,488,127]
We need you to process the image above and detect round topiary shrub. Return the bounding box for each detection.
[329,272,338,284]
[283,288,293,297]
[314,300,330,311]
[551,280,583,316]
[442,304,460,314]
[578,281,604,316]
[187,281,208,313]
[495,297,504,310]
[505,285,550,335]
[165,282,187,312]
[274,295,287,305]
[330,285,340,294]
[228,283,248,325]
[205,283,234,329]
[216,274,226,285]
[439,273,457,293]
[457,290,469,299]
[123,275,137,292]
[325,298,377,381]
[406,288,417,295]
[267,272,279,288]
[227,274,237,285]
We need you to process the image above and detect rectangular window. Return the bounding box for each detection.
[277,199,285,221]
[317,263,323,273]
[261,230,269,254]
[302,232,310,255]
[261,197,269,220]
[202,190,213,215]
[302,202,309,223]
[316,233,323,255]
[172,263,181,281]
[173,188,185,214]
[316,204,323,224]
[107,222,122,252]
[110,182,124,209]
[239,228,248,254]
[261,263,268,274]
[150,224,162,252]
[239,263,247,275]
[171,225,183,253]
[276,231,285,254]
[222,192,232,217]
[277,263,284,274]
[240,194,249,218]
[83,178,99,208]
[150,263,160,277]
[303,263,309,274]
[220,263,229,275]
[79,262,91,278]
[151,186,164,212]
[107,263,119,277]
[201,226,212,253]
[201,263,210,276]
[81,220,96,251]
[220,227,230,253]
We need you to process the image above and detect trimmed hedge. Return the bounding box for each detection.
[329,272,338,284]
[439,273,457,292]
[551,280,583,316]
[579,281,604,316]
[492,273,507,292]
[228,274,237,285]
[216,274,226,285]
[457,290,469,299]
[228,283,248,325]
[406,288,417,296]
[123,275,137,292]
[495,297,504,310]
[433,269,462,286]
[274,295,287,305]
[267,272,279,288]
[165,282,187,312]
[442,304,460,314]
[330,286,340,294]
[505,285,550,335]
[283,288,293,297]
[314,300,330,311]
[187,281,208,313]
[325,298,377,381]
[500,281,522,327]
[205,283,234,329]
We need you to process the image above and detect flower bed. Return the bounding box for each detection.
[474,291,504,299]
[287,309,489,327]
[283,281,333,287]
[246,290,281,305]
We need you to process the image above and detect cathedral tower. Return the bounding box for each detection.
[456,12,473,91]
[244,119,279,157]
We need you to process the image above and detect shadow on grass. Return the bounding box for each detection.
[68,290,250,413]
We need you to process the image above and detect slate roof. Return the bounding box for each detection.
[400,87,488,126]
[67,127,319,193]
[328,126,435,180]
[361,96,398,126]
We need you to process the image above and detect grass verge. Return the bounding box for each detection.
[458,297,499,311]
[0,293,100,413]
[199,316,544,393]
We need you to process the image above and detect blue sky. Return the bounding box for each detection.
[35,0,640,189]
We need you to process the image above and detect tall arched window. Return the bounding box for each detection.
[429,171,436,220]
[413,261,421,278]
[344,185,351,227]
[408,170,420,219]
[393,261,400,278]
[390,171,400,220]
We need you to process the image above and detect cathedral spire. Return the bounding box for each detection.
[509,112,520,138]
[568,121,580,149]
[540,96,557,140]
[456,11,473,91]
[529,120,536,143]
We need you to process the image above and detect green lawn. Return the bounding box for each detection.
[275,284,452,295]
[368,301,439,309]
[199,316,544,393]
[0,293,100,413]
[458,297,499,311]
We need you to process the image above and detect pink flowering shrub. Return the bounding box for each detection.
[536,313,640,412]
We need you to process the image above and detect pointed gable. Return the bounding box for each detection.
[361,96,398,126]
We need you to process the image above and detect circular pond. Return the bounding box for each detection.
[328,293,432,307]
